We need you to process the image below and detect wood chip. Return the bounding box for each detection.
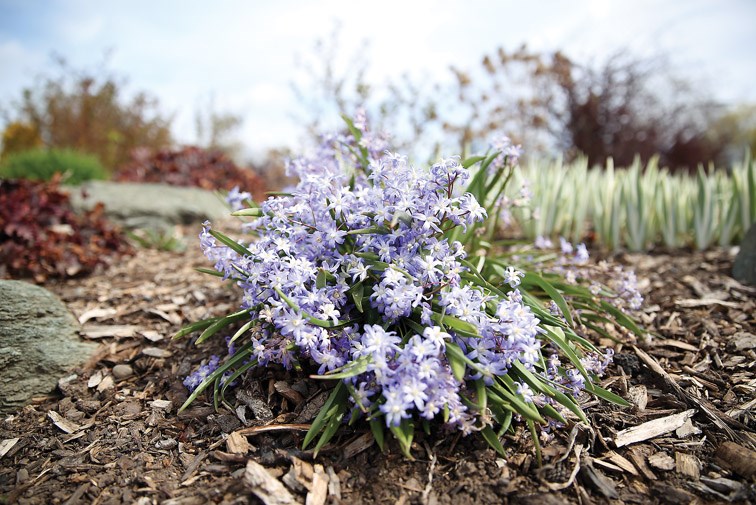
[658,339,699,352]
[342,432,375,459]
[87,370,103,388]
[150,399,173,410]
[82,324,139,339]
[715,442,756,479]
[614,409,696,447]
[291,457,315,491]
[48,411,80,434]
[146,308,182,325]
[675,452,700,480]
[601,451,639,476]
[326,466,341,500]
[274,381,305,404]
[726,397,756,420]
[647,452,675,471]
[306,464,329,505]
[180,451,208,484]
[0,438,20,459]
[634,346,748,444]
[97,375,115,392]
[729,332,756,351]
[675,298,739,309]
[236,424,311,436]
[579,463,618,500]
[226,431,252,455]
[78,307,117,324]
[627,385,648,411]
[140,330,164,342]
[675,419,701,438]
[142,347,173,358]
[700,476,743,495]
[243,460,296,505]
[628,447,657,481]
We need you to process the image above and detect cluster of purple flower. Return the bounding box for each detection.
[535,235,643,312]
[189,117,610,436]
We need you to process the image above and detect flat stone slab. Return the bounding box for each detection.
[0,280,97,414]
[67,181,231,230]
[733,223,756,285]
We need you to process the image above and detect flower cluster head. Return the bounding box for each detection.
[188,115,620,451]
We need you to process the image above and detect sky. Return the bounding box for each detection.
[1,0,755,160]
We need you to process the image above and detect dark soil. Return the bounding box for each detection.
[1,232,755,504]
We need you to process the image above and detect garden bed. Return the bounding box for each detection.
[1,229,754,504]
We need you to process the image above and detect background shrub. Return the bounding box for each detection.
[0,177,132,281]
[0,57,173,170]
[0,148,108,185]
[114,146,266,201]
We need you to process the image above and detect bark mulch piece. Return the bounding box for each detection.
[1,240,754,504]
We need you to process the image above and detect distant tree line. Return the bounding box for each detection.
[292,30,756,170]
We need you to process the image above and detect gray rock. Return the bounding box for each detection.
[66,181,230,231]
[112,364,134,380]
[0,280,97,414]
[733,223,756,285]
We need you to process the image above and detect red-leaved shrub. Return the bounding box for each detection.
[0,177,132,281]
[114,146,266,201]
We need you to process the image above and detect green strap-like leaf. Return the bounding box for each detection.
[351,281,365,313]
[311,355,371,380]
[303,382,348,450]
[445,342,468,382]
[521,272,574,327]
[196,309,251,344]
[173,317,220,340]
[231,207,266,217]
[194,266,225,277]
[480,426,506,457]
[209,229,252,257]
[584,382,630,406]
[178,343,255,413]
[390,419,415,459]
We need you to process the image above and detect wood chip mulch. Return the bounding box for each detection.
[1,235,754,505]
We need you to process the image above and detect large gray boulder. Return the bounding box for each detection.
[0,280,97,414]
[67,181,230,230]
[733,223,756,285]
